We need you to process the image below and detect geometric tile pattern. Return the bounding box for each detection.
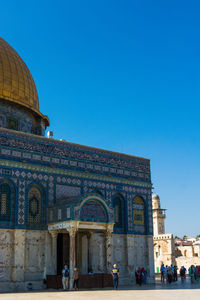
[48,176,54,204]
[56,184,81,201]
[0,128,153,235]
[0,128,151,181]
[127,193,133,231]
[18,179,25,224]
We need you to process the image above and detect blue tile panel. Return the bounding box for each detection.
[0,128,153,235]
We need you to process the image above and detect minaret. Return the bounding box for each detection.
[152,194,166,236]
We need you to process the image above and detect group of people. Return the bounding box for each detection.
[160,264,200,284]
[160,264,178,283]
[62,263,121,291]
[62,264,79,291]
[61,263,148,291]
[135,267,147,285]
[188,265,200,283]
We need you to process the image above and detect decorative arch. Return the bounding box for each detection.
[133,196,146,233]
[27,183,45,225]
[80,199,108,223]
[0,179,15,223]
[112,193,125,231]
[92,189,103,197]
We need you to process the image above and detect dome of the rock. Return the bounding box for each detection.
[0,37,49,134]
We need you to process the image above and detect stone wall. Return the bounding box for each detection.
[89,233,154,285]
[176,256,200,271]
[175,244,200,271]
[0,229,46,292]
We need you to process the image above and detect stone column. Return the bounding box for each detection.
[81,234,88,274]
[105,230,113,273]
[11,230,26,283]
[49,231,58,275]
[126,235,135,283]
[68,228,77,290]
[88,231,94,272]
[147,236,155,283]
[44,231,52,276]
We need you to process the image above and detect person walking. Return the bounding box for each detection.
[62,264,69,290]
[73,267,79,291]
[112,264,119,290]
[180,266,186,284]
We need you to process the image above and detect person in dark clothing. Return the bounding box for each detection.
[173,265,178,281]
[167,267,173,284]
[180,266,186,283]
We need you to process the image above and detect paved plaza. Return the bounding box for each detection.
[1,278,200,300]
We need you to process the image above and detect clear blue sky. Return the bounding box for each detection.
[1,0,200,237]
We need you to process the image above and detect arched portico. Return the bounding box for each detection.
[48,220,114,289]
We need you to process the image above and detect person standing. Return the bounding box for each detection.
[189,265,195,283]
[173,265,178,281]
[167,266,173,284]
[112,264,119,290]
[164,266,167,283]
[62,264,69,290]
[180,266,186,284]
[73,267,79,291]
[160,264,165,283]
[136,267,142,286]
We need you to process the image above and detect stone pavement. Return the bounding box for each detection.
[0,277,200,300]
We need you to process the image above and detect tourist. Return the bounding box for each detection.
[73,267,79,291]
[180,266,186,284]
[173,265,178,281]
[141,267,147,284]
[189,265,195,283]
[160,264,165,283]
[164,265,167,282]
[136,267,142,286]
[62,264,69,290]
[112,264,119,289]
[195,266,200,281]
[195,266,199,281]
[167,266,173,284]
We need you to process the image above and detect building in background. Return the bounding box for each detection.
[0,37,154,291]
[152,194,175,273]
[153,193,200,273]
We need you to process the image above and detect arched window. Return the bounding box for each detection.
[80,200,107,222]
[27,184,43,224]
[133,196,146,233]
[113,194,125,230]
[0,183,11,221]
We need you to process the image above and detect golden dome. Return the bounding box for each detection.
[0,37,49,126]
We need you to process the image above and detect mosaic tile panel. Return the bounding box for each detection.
[48,176,54,204]
[56,184,81,201]
[0,129,151,180]
[18,180,25,224]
